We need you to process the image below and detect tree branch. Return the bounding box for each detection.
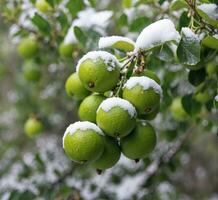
[141,124,196,184]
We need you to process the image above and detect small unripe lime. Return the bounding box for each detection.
[195,91,210,104]
[63,121,104,163]
[17,38,38,59]
[77,51,120,93]
[59,42,74,58]
[35,0,52,13]
[65,73,90,99]
[123,76,162,115]
[206,63,217,76]
[79,94,106,123]
[170,97,188,121]
[24,118,43,137]
[22,61,41,82]
[96,97,136,138]
[92,136,121,170]
[120,120,156,160]
[134,69,161,84]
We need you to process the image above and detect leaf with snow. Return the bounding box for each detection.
[177,27,201,66]
[197,3,218,28]
[98,36,135,52]
[134,19,180,51]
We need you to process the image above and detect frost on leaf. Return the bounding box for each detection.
[177,27,201,66]
[197,4,218,28]
[99,36,135,52]
[134,19,180,51]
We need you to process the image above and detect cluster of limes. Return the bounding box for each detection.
[63,50,163,172]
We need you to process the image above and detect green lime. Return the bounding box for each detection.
[23,61,41,82]
[140,105,159,120]
[96,97,136,138]
[77,51,120,93]
[120,120,156,160]
[123,76,162,115]
[35,0,52,13]
[195,91,210,104]
[65,73,90,99]
[79,94,106,123]
[24,117,43,137]
[17,38,38,59]
[170,97,189,121]
[92,136,121,170]
[63,121,104,163]
[133,69,161,84]
[59,42,74,58]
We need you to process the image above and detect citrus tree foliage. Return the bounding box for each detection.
[0,0,218,199]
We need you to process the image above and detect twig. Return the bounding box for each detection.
[141,124,196,184]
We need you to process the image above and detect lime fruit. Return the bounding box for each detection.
[24,117,43,137]
[59,42,74,58]
[17,38,38,59]
[79,94,106,123]
[134,69,161,84]
[63,121,104,163]
[65,73,90,99]
[123,76,162,115]
[35,0,52,13]
[195,91,210,104]
[96,97,136,138]
[23,61,41,82]
[77,51,120,93]
[120,120,156,160]
[170,97,189,121]
[92,136,121,170]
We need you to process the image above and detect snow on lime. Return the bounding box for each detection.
[76,51,120,72]
[124,76,162,96]
[63,121,103,148]
[198,3,218,20]
[97,97,137,118]
[135,19,180,51]
[99,36,135,49]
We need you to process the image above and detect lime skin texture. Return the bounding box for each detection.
[123,85,160,115]
[97,106,136,138]
[59,42,74,58]
[24,118,43,137]
[23,61,41,82]
[78,58,120,93]
[79,94,106,123]
[65,73,90,100]
[170,97,189,121]
[63,129,104,164]
[17,38,38,59]
[140,105,159,120]
[92,136,121,170]
[120,120,157,160]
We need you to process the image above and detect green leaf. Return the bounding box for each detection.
[177,28,201,65]
[179,11,190,31]
[202,35,218,50]
[74,26,87,46]
[182,94,201,116]
[197,4,218,28]
[31,13,50,35]
[188,68,206,86]
[170,0,188,10]
[130,16,150,32]
[153,43,174,62]
[67,0,85,17]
